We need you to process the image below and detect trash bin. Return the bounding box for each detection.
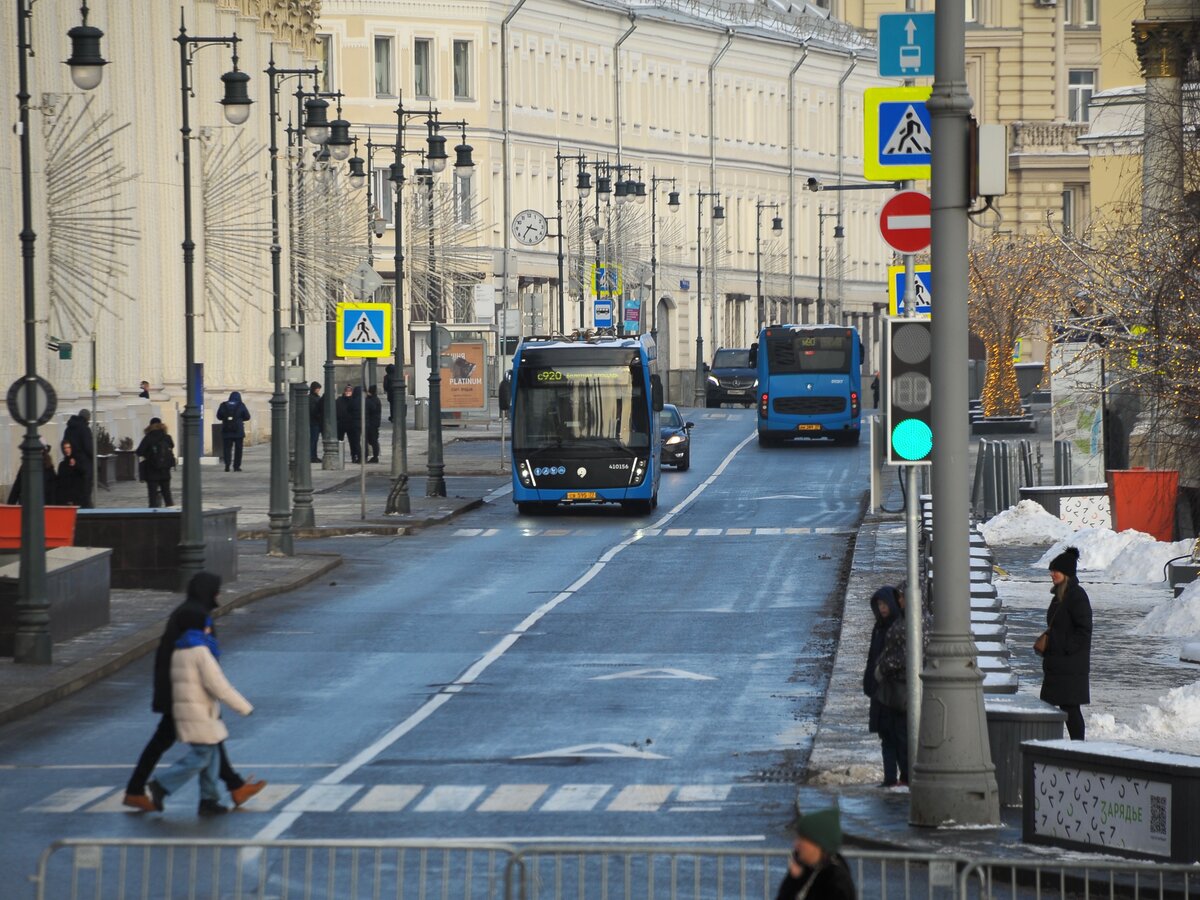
[414,399,428,431]
[1108,468,1179,542]
[984,694,1066,806]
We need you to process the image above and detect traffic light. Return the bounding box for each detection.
[885,316,932,465]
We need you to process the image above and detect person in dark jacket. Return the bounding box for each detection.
[383,365,396,423]
[1040,547,1093,740]
[863,585,905,787]
[775,807,855,900]
[335,384,353,456]
[135,417,176,507]
[365,384,382,463]
[62,409,94,507]
[215,391,251,472]
[123,572,265,812]
[55,440,89,506]
[308,382,323,463]
[337,385,361,464]
[7,444,56,506]
[870,371,880,409]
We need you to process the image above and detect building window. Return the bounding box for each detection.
[1081,0,1097,24]
[453,40,473,100]
[414,38,433,99]
[1064,0,1072,25]
[373,169,394,226]
[374,36,394,97]
[454,172,473,223]
[1068,70,1095,123]
[316,34,335,91]
[1061,189,1075,236]
[965,0,977,22]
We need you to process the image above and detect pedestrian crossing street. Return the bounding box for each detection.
[453,527,854,539]
[26,782,756,815]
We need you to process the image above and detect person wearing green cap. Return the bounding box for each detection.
[776,807,855,900]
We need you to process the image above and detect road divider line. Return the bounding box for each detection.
[253,429,757,844]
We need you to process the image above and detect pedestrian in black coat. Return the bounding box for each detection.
[55,440,89,506]
[383,365,396,422]
[135,417,175,507]
[1039,547,1092,740]
[863,585,905,786]
[62,409,94,507]
[122,571,265,811]
[365,385,382,463]
[308,382,323,463]
[215,391,251,472]
[7,444,57,506]
[338,385,362,463]
[775,808,855,900]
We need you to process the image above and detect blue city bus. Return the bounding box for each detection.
[752,324,863,446]
[508,332,663,514]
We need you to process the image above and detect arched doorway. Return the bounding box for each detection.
[655,295,674,402]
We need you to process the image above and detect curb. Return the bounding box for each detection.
[236,498,485,541]
[0,553,343,727]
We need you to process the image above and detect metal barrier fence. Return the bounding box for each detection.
[960,857,1200,899]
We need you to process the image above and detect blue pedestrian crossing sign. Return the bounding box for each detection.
[864,86,932,181]
[336,302,392,358]
[888,264,933,316]
[878,12,935,78]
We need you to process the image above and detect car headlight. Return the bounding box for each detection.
[752,378,759,388]
[665,433,686,445]
[706,375,719,386]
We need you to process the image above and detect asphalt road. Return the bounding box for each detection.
[0,408,869,894]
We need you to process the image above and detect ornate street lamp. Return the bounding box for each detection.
[755,201,784,333]
[649,174,680,338]
[693,188,723,407]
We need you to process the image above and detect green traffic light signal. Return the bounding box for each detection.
[885,317,933,465]
[892,418,932,461]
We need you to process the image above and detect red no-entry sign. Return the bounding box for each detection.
[878,190,932,254]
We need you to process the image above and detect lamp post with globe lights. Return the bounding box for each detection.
[693,188,724,407]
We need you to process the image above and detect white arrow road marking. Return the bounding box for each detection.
[886,214,930,231]
[514,743,667,760]
[591,668,716,682]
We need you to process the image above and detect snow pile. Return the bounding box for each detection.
[1134,580,1200,637]
[1103,537,1194,584]
[980,501,1076,546]
[1090,679,1200,744]
[1036,527,1152,573]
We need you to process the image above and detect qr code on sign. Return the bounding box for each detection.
[1151,795,1167,836]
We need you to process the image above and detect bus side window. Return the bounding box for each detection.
[651,374,664,412]
[748,343,758,368]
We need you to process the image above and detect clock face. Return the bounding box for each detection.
[512,209,549,246]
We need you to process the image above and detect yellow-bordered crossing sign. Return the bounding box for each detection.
[336,302,393,358]
[864,86,932,182]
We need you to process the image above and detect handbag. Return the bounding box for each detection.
[873,664,907,711]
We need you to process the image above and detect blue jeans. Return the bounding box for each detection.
[155,742,221,802]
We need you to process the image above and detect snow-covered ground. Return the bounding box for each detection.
[984,502,1200,755]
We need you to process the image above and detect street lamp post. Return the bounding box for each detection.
[12,0,107,664]
[554,149,586,334]
[755,201,783,333]
[174,15,252,590]
[692,187,724,407]
[649,174,680,338]
[816,206,843,323]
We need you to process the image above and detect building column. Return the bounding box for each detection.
[1133,18,1189,219]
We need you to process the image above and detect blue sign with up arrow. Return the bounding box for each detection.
[878,12,935,78]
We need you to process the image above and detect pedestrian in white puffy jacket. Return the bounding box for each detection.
[147,606,253,815]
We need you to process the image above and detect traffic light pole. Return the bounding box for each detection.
[909,0,1000,827]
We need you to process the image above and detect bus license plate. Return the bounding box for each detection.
[796,424,821,432]
[566,491,597,500]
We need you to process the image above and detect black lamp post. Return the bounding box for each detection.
[12,0,106,664]
[693,187,724,407]
[649,174,680,337]
[174,16,252,591]
[816,206,844,323]
[755,201,784,333]
[554,148,586,334]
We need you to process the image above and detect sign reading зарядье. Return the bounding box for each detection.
[1033,762,1170,857]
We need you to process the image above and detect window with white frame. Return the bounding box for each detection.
[454,171,474,224]
[965,0,977,22]
[374,36,394,97]
[1068,69,1095,123]
[373,169,394,226]
[453,40,473,100]
[1081,0,1097,24]
[316,34,335,91]
[414,38,433,99]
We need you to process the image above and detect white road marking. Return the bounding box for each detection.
[476,784,548,812]
[24,786,110,813]
[350,784,423,812]
[755,527,782,535]
[483,528,499,536]
[695,528,722,536]
[414,785,485,812]
[665,528,692,536]
[607,785,673,812]
[592,668,716,682]
[515,743,667,760]
[87,790,136,813]
[726,528,752,536]
[484,482,514,502]
[675,785,733,802]
[540,784,611,811]
[455,528,483,536]
[253,431,756,843]
[241,783,300,812]
[284,784,361,812]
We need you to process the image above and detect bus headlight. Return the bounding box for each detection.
[629,458,648,485]
[517,459,536,488]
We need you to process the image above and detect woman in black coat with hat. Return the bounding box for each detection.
[1039,547,1093,741]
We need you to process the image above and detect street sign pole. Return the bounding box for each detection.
[909,0,1000,828]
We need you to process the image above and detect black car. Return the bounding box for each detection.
[705,348,758,407]
[659,404,693,470]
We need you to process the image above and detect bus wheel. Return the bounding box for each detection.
[517,502,542,515]
[622,500,654,515]
[757,432,776,448]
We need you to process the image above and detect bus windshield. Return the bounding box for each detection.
[513,356,650,453]
[765,333,852,375]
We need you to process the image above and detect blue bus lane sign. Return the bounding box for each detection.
[878,12,935,78]
[864,86,932,181]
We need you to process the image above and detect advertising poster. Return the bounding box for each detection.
[442,341,487,411]
[1050,342,1105,486]
[1033,763,1171,857]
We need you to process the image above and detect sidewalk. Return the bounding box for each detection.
[0,414,510,726]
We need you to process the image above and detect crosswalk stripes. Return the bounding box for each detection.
[451,527,856,540]
[23,782,747,815]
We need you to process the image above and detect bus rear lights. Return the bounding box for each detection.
[759,392,769,417]
[851,391,860,417]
